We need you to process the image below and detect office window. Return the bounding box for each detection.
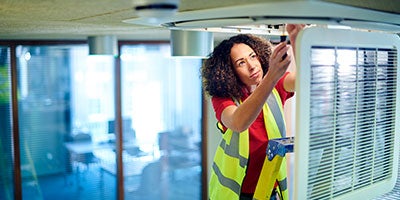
[0,47,13,200]
[120,44,202,199]
[16,44,117,199]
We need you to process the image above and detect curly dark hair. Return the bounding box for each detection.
[201,34,272,99]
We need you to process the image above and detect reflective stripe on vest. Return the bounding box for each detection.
[266,90,286,138]
[209,88,288,200]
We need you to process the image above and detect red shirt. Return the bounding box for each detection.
[211,72,294,194]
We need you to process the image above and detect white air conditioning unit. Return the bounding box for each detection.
[294,27,400,200]
[124,1,400,34]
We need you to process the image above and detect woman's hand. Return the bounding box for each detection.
[266,42,291,84]
[286,24,305,42]
[281,24,305,92]
[286,24,305,56]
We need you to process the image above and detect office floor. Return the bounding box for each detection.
[21,163,201,200]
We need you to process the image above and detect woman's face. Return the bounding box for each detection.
[230,43,263,91]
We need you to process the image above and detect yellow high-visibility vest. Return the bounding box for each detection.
[209,88,288,200]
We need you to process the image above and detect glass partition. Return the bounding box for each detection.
[16,45,117,199]
[120,44,203,199]
[10,42,203,200]
[0,46,13,200]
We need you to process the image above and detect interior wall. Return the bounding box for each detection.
[205,96,220,185]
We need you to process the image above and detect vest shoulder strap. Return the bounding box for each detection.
[266,88,286,138]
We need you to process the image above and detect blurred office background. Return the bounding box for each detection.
[0,42,203,200]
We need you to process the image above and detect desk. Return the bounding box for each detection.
[65,140,139,154]
[64,141,115,154]
[64,141,103,188]
[64,141,151,177]
[100,154,153,176]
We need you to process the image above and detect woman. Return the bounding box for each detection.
[201,24,304,200]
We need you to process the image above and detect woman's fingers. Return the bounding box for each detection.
[286,24,305,35]
[286,24,306,44]
[272,42,290,62]
[269,42,291,77]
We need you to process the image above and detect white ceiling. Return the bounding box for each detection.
[0,0,399,41]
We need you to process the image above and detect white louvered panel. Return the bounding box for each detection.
[294,27,400,200]
[307,47,397,199]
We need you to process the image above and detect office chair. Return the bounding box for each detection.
[70,132,99,188]
[71,132,99,168]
